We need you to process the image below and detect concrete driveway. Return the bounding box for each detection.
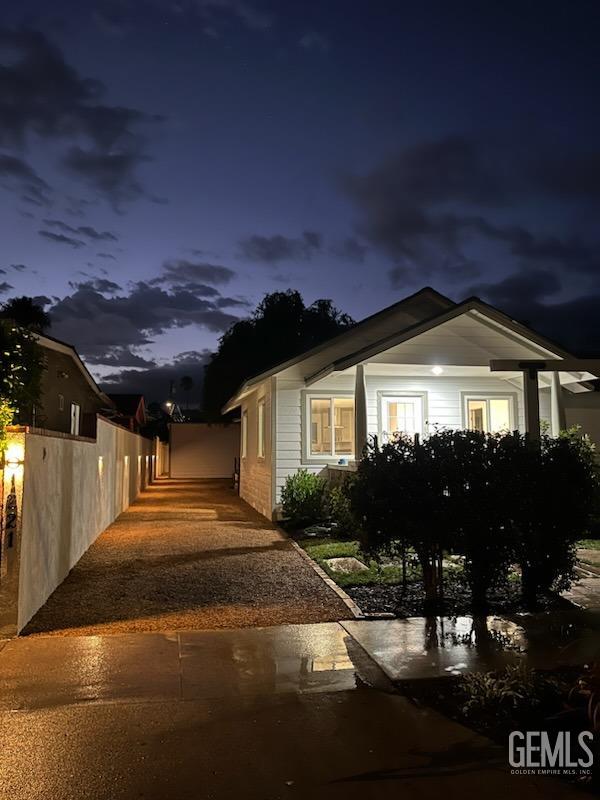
[0,622,580,800]
[23,479,350,636]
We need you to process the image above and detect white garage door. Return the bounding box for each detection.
[170,423,240,479]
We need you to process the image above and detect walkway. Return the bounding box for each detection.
[0,623,579,800]
[23,479,349,636]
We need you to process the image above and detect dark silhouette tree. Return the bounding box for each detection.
[0,296,50,332]
[180,375,194,409]
[203,290,354,417]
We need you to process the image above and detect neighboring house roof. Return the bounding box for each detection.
[223,288,597,413]
[36,333,114,407]
[107,393,146,420]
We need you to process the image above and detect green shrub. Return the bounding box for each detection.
[460,664,562,724]
[326,479,360,539]
[281,469,327,529]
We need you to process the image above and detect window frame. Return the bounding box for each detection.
[377,391,427,443]
[461,392,517,434]
[241,409,248,459]
[302,391,355,463]
[257,398,266,459]
[70,402,81,436]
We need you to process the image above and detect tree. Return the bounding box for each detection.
[505,430,599,608]
[0,296,50,332]
[0,319,44,424]
[180,375,194,409]
[203,290,354,417]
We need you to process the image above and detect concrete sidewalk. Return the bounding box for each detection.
[23,479,349,636]
[0,622,586,799]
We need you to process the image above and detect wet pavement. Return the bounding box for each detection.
[342,610,600,680]
[0,621,590,799]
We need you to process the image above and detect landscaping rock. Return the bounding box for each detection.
[325,556,369,574]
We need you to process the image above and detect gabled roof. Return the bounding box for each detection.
[223,287,455,412]
[223,287,598,412]
[305,295,575,384]
[36,332,114,406]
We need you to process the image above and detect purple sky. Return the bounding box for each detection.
[1,1,600,402]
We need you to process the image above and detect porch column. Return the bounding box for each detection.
[522,367,541,441]
[550,372,566,436]
[354,364,368,459]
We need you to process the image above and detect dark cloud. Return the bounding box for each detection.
[342,136,600,285]
[330,236,369,263]
[43,218,118,241]
[238,230,322,263]
[99,349,212,404]
[96,252,116,260]
[0,153,52,206]
[85,347,156,367]
[48,280,241,364]
[468,270,600,355]
[0,282,13,294]
[38,230,85,248]
[531,151,600,200]
[157,259,236,286]
[68,277,122,293]
[10,264,27,272]
[0,27,162,204]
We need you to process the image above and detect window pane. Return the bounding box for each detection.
[489,398,511,432]
[468,399,487,432]
[333,398,354,455]
[311,398,331,455]
[384,397,421,440]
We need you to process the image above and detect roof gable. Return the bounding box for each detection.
[223,287,455,410]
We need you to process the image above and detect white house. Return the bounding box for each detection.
[223,288,600,520]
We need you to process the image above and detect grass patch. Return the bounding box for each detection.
[577,538,600,550]
[299,537,415,587]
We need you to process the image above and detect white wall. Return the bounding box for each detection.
[239,379,273,518]
[169,423,239,479]
[565,391,600,449]
[274,374,549,508]
[17,418,153,631]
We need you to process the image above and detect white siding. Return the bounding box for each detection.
[239,379,273,518]
[273,374,538,507]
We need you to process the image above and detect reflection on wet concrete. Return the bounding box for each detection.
[342,609,600,681]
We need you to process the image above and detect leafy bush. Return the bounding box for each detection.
[326,478,360,539]
[0,399,14,453]
[280,469,327,529]
[350,428,600,610]
[461,664,562,724]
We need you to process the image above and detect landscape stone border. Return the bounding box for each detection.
[287,537,365,619]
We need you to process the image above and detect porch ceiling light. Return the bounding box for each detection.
[431,365,444,375]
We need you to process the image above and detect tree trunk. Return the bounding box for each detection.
[521,564,539,610]
[419,554,439,612]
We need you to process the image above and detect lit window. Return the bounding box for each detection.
[309,397,354,457]
[466,396,513,433]
[241,410,248,458]
[70,402,81,435]
[381,396,423,442]
[257,399,265,458]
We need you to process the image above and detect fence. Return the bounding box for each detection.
[0,417,158,636]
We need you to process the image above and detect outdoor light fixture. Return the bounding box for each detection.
[4,442,25,470]
[431,365,444,375]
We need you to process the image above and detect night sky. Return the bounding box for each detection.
[1,1,600,403]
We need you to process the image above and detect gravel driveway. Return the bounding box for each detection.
[23,479,350,636]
